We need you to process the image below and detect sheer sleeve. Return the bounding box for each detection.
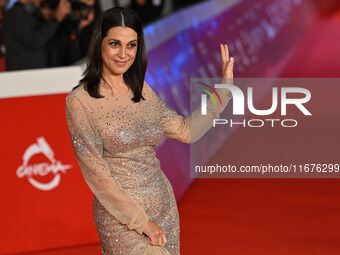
[65,94,149,235]
[144,81,232,144]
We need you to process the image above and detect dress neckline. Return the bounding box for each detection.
[100,84,132,98]
[112,87,131,97]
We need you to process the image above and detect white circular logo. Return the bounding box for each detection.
[16,137,72,191]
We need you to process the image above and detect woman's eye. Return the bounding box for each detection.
[129,43,137,48]
[110,42,118,46]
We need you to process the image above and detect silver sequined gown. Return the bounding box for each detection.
[65,81,231,255]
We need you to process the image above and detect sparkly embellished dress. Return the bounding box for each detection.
[65,81,231,255]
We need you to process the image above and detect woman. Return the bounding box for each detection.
[65,7,234,255]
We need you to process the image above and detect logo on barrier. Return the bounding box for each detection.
[16,137,72,191]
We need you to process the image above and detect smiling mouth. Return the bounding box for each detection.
[114,60,128,66]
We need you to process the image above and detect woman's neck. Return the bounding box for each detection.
[101,72,127,90]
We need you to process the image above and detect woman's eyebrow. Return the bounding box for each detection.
[109,39,138,43]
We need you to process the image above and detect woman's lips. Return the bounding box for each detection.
[114,60,128,66]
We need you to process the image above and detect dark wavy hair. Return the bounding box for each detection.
[72,7,147,103]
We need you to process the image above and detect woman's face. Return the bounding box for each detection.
[101,26,138,76]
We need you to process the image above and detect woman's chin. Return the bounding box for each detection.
[112,64,132,74]
[106,67,128,76]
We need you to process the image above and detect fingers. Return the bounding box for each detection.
[143,221,167,247]
[157,228,167,247]
[220,43,234,79]
[158,230,163,246]
[227,56,234,72]
[146,230,167,247]
[220,44,230,68]
[156,228,167,247]
[220,44,227,68]
[162,232,167,247]
[224,44,230,64]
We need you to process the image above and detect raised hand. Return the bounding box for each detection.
[220,43,234,80]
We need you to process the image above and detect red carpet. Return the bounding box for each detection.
[179,179,340,254]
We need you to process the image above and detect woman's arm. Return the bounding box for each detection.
[65,94,149,234]
[146,44,234,144]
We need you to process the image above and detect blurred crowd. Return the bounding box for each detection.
[0,0,205,72]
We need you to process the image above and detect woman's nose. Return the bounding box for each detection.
[118,47,127,58]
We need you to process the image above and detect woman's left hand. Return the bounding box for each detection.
[220,43,234,79]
